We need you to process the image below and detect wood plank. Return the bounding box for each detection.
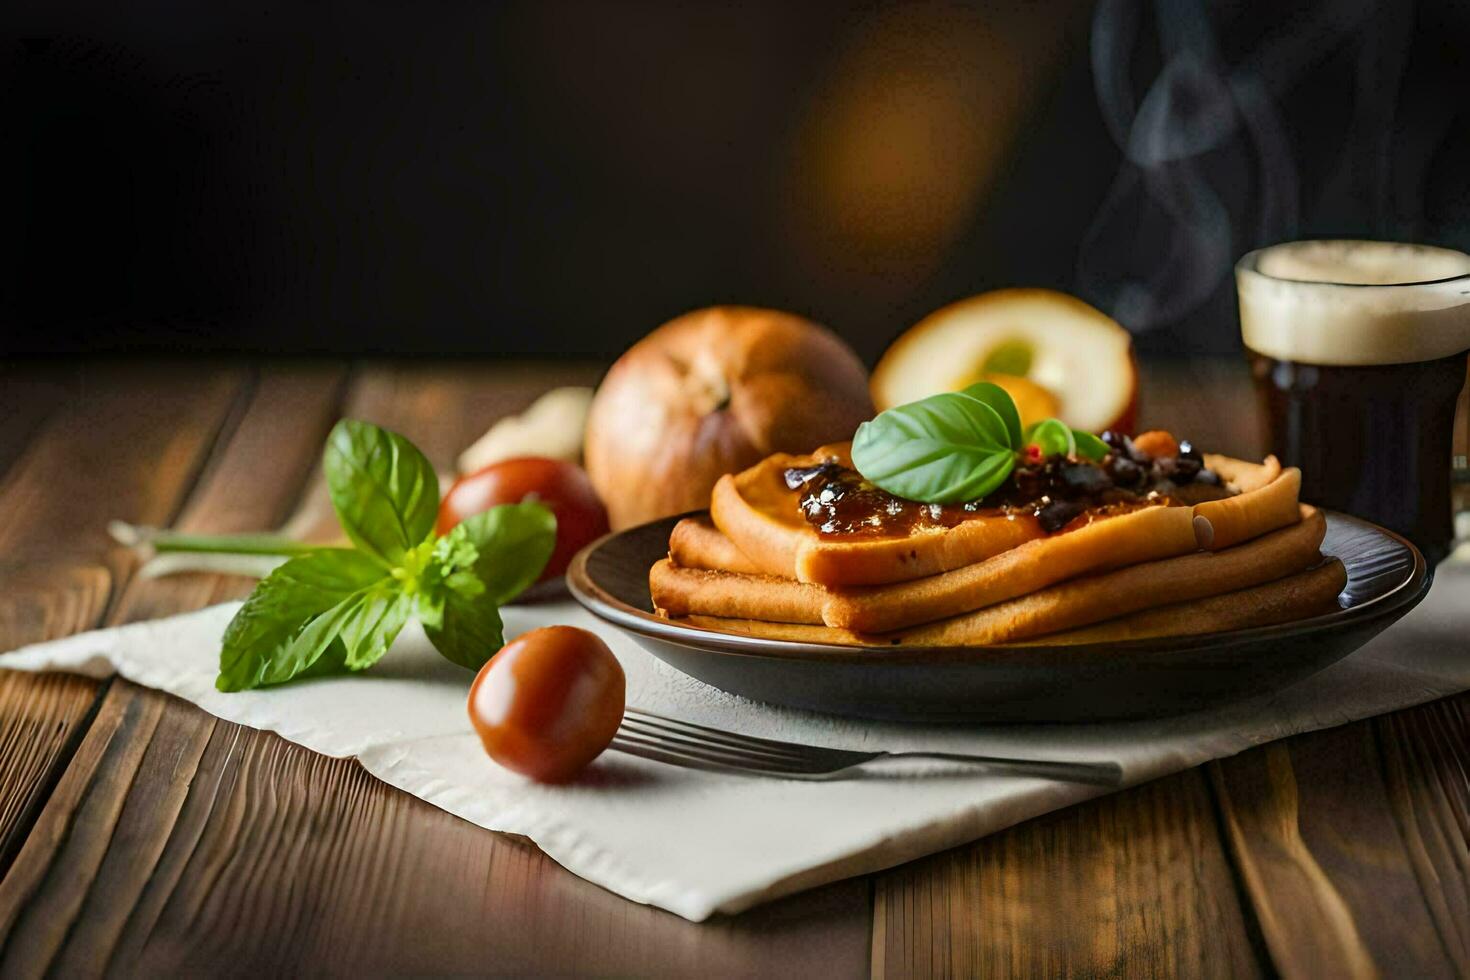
[871,770,1264,978]
[0,564,111,861]
[0,680,172,977]
[0,362,247,563]
[1210,692,1470,979]
[103,715,869,977]
[1375,697,1470,971]
[106,363,349,624]
[0,362,250,873]
[0,361,871,977]
[0,362,346,972]
[0,362,73,486]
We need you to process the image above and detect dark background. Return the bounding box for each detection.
[3,0,1468,360]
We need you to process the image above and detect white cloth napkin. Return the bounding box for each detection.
[4,566,1469,922]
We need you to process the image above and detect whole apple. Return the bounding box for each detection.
[584,306,873,529]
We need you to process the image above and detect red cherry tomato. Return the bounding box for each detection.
[438,457,609,582]
[468,626,626,782]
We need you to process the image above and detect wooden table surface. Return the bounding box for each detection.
[0,358,1465,978]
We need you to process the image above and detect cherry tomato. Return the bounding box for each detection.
[438,457,610,582]
[468,626,625,783]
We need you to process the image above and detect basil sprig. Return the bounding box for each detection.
[216,419,556,692]
[851,382,1107,505]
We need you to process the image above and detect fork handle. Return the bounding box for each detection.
[878,752,1123,787]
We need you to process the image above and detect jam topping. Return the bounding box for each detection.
[784,431,1232,537]
[783,462,1003,536]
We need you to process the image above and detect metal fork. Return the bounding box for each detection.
[610,708,1123,786]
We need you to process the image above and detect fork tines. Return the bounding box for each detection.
[615,708,848,775]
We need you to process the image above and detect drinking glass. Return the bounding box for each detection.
[1236,240,1470,565]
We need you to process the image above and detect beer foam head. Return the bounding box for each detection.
[1238,240,1470,366]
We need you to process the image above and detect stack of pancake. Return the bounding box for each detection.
[649,443,1345,646]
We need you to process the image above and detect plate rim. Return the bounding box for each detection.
[567,509,1430,666]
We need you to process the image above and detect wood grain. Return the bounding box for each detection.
[0,362,247,563]
[0,563,112,859]
[0,361,873,978]
[0,363,250,881]
[105,363,349,625]
[0,363,345,972]
[0,363,73,485]
[0,681,173,977]
[1210,692,1470,979]
[1376,697,1470,973]
[93,713,869,977]
[872,770,1264,978]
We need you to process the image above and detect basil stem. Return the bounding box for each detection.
[110,521,321,557]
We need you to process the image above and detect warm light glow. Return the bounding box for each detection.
[779,3,1080,299]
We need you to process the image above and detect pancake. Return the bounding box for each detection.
[671,508,1329,646]
[1033,557,1346,644]
[1194,459,1300,550]
[895,506,1325,645]
[710,444,1051,586]
[654,497,1316,636]
[658,478,1306,634]
[660,430,1314,643]
[653,502,1196,628]
[650,558,825,624]
[710,444,1291,588]
[708,451,817,579]
[678,556,1343,647]
[1203,452,1281,492]
[681,615,873,646]
[668,515,761,574]
[818,501,1199,632]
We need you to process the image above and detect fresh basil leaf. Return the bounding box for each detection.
[324,419,440,568]
[414,569,486,634]
[442,570,486,600]
[424,592,505,671]
[453,502,557,603]
[852,391,1017,504]
[1072,430,1110,461]
[959,381,1023,450]
[336,582,415,670]
[413,503,552,671]
[217,549,389,691]
[263,579,413,680]
[1024,418,1076,458]
[273,588,376,677]
[296,639,351,679]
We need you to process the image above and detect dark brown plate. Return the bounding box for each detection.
[567,511,1430,722]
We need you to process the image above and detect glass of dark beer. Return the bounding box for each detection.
[1237,240,1470,565]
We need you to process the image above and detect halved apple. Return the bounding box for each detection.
[872,288,1138,433]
